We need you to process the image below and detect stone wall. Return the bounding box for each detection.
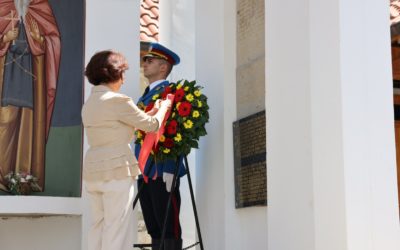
[236,0,265,119]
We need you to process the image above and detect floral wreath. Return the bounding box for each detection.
[135,79,209,161]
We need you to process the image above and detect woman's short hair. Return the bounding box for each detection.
[85,50,129,85]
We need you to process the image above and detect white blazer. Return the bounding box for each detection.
[81,85,160,181]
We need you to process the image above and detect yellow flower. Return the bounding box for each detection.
[152,94,159,100]
[163,148,170,153]
[137,131,143,139]
[184,120,193,129]
[176,102,181,109]
[197,100,202,108]
[194,90,201,97]
[159,135,165,142]
[174,133,182,142]
[192,110,200,118]
[176,83,182,89]
[185,94,194,102]
[184,86,189,91]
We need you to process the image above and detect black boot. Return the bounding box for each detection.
[152,238,160,250]
[163,238,182,250]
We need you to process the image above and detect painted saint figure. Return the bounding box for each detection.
[0,0,60,191]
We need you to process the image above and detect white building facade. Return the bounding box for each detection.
[1,0,400,250]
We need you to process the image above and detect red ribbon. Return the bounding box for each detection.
[138,94,175,182]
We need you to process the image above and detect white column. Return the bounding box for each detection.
[309,0,346,248]
[158,0,195,82]
[266,0,315,248]
[266,0,400,250]
[195,0,226,249]
[158,0,171,46]
[338,0,400,249]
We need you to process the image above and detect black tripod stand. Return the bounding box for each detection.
[133,155,204,250]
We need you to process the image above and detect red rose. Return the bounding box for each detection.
[174,88,185,102]
[178,102,192,117]
[164,86,171,94]
[163,138,174,148]
[166,120,178,135]
[145,102,154,112]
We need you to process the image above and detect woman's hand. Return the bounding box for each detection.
[146,99,161,116]
[154,99,162,109]
[152,98,173,125]
[160,98,172,109]
[147,99,172,115]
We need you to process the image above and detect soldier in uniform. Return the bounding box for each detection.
[135,43,186,250]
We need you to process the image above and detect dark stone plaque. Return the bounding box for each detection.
[233,110,267,208]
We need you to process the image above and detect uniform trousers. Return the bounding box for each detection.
[85,178,135,250]
[138,177,182,241]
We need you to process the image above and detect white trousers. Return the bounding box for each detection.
[85,178,135,250]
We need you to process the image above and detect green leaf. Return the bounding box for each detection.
[198,128,207,136]
[189,140,199,148]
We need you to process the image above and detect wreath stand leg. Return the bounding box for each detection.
[133,155,205,250]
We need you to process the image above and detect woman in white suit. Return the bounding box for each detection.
[82,50,171,250]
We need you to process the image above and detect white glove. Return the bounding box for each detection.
[163,172,174,192]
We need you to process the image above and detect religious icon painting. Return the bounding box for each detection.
[0,0,85,197]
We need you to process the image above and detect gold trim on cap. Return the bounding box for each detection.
[148,51,168,60]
